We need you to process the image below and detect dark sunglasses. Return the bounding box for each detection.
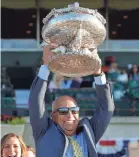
[53,107,80,115]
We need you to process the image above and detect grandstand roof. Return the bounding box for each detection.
[2,0,139,10]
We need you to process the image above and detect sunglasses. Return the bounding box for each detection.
[53,107,80,115]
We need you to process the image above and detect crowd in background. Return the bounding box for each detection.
[48,63,139,88]
[1,59,139,101]
[46,62,139,100]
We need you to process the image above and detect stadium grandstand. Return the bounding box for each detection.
[1,0,139,156]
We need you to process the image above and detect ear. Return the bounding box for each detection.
[50,112,55,121]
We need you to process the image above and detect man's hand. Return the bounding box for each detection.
[43,43,57,65]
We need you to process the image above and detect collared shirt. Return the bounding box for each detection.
[65,132,88,157]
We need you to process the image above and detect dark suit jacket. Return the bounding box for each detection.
[29,76,114,157]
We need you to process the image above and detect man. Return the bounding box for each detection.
[29,44,115,157]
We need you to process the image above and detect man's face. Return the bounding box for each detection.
[51,97,79,136]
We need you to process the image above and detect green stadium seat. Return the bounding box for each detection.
[41,88,139,117]
[1,97,16,108]
[114,100,132,116]
[113,82,125,91]
[128,80,139,88]
[54,89,74,98]
[133,101,139,116]
[45,92,54,104]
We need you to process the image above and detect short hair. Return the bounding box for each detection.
[1,133,27,157]
[52,95,78,112]
[26,145,36,155]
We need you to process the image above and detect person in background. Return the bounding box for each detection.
[26,145,36,157]
[129,64,139,81]
[48,73,64,91]
[107,62,120,82]
[1,133,27,157]
[61,77,73,89]
[70,77,83,88]
[29,44,115,157]
[48,74,82,91]
[116,69,128,84]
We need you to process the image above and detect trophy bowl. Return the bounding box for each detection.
[42,2,106,77]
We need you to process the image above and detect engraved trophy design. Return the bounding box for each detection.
[41,2,106,77]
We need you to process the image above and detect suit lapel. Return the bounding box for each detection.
[78,117,98,157]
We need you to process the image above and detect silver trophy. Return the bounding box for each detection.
[41,2,106,77]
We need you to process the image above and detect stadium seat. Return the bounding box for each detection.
[54,89,74,98]
[133,101,139,116]
[115,100,132,116]
[1,97,16,108]
[45,92,54,104]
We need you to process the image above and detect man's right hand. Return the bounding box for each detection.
[43,43,57,65]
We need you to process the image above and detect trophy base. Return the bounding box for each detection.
[48,54,101,77]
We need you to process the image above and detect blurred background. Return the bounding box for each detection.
[1,0,139,156]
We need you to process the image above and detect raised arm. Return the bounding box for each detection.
[29,44,57,140]
[89,72,115,143]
